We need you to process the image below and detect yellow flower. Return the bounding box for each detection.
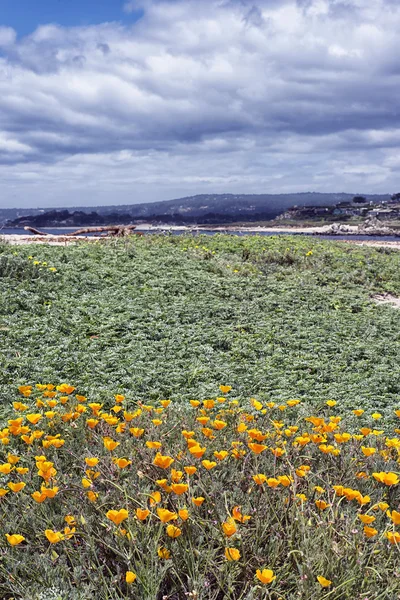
[5,534,25,546]
[361,446,376,457]
[103,437,120,452]
[358,514,375,524]
[166,524,181,538]
[386,531,400,544]
[192,496,205,506]
[136,508,150,521]
[7,482,26,493]
[130,427,145,437]
[45,530,64,544]
[256,569,276,584]
[253,474,267,485]
[372,472,399,486]
[114,458,131,469]
[149,491,161,506]
[26,413,42,425]
[203,400,215,409]
[87,491,98,503]
[326,400,337,407]
[388,510,400,525]
[106,509,129,525]
[0,463,12,475]
[371,413,382,420]
[188,444,206,459]
[317,576,332,588]
[213,419,227,430]
[219,385,232,394]
[222,518,237,537]
[85,457,99,467]
[248,443,267,454]
[179,509,189,521]
[153,453,174,469]
[225,547,240,561]
[125,571,137,584]
[171,483,188,495]
[157,508,178,523]
[56,384,75,394]
[353,409,364,416]
[190,400,200,408]
[315,500,329,511]
[157,546,171,559]
[364,526,378,538]
[202,460,217,470]
[82,478,92,489]
[214,450,229,461]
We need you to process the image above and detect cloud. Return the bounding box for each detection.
[1,0,400,207]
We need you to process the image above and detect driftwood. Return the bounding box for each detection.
[24,225,142,237]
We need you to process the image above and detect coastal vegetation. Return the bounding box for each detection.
[2,234,400,598]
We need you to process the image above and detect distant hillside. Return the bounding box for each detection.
[2,192,393,227]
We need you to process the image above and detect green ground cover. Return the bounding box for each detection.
[1,234,400,413]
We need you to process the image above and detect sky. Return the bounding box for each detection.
[1,0,400,208]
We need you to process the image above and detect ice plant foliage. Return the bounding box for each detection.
[1,384,400,598]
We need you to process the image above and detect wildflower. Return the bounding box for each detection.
[153,453,174,469]
[26,413,42,425]
[256,569,276,584]
[136,508,150,521]
[317,576,332,588]
[372,472,399,486]
[358,514,375,524]
[253,474,267,485]
[371,413,382,420]
[179,509,189,521]
[386,531,400,544]
[130,427,145,437]
[315,500,329,511]
[364,526,378,538]
[5,534,25,546]
[125,571,137,584]
[278,475,292,487]
[266,477,280,488]
[326,400,337,407]
[361,446,376,457]
[7,482,26,493]
[353,409,364,416]
[85,457,99,467]
[114,458,131,469]
[171,483,188,495]
[202,460,217,470]
[0,463,12,474]
[248,442,267,454]
[222,518,237,537]
[219,385,232,394]
[157,508,178,523]
[214,450,229,461]
[87,491,98,502]
[192,497,205,506]
[387,510,400,525]
[158,546,171,559]
[166,524,182,538]
[149,491,161,506]
[189,444,206,459]
[86,419,99,429]
[106,509,129,525]
[225,547,240,561]
[45,530,64,544]
[103,437,120,452]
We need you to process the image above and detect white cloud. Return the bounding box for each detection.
[1,0,400,207]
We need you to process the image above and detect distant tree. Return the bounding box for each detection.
[352,196,367,204]
[391,193,400,201]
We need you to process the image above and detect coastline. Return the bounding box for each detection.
[2,224,400,249]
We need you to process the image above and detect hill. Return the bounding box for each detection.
[2,192,392,227]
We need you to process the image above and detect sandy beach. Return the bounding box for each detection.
[2,224,400,249]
